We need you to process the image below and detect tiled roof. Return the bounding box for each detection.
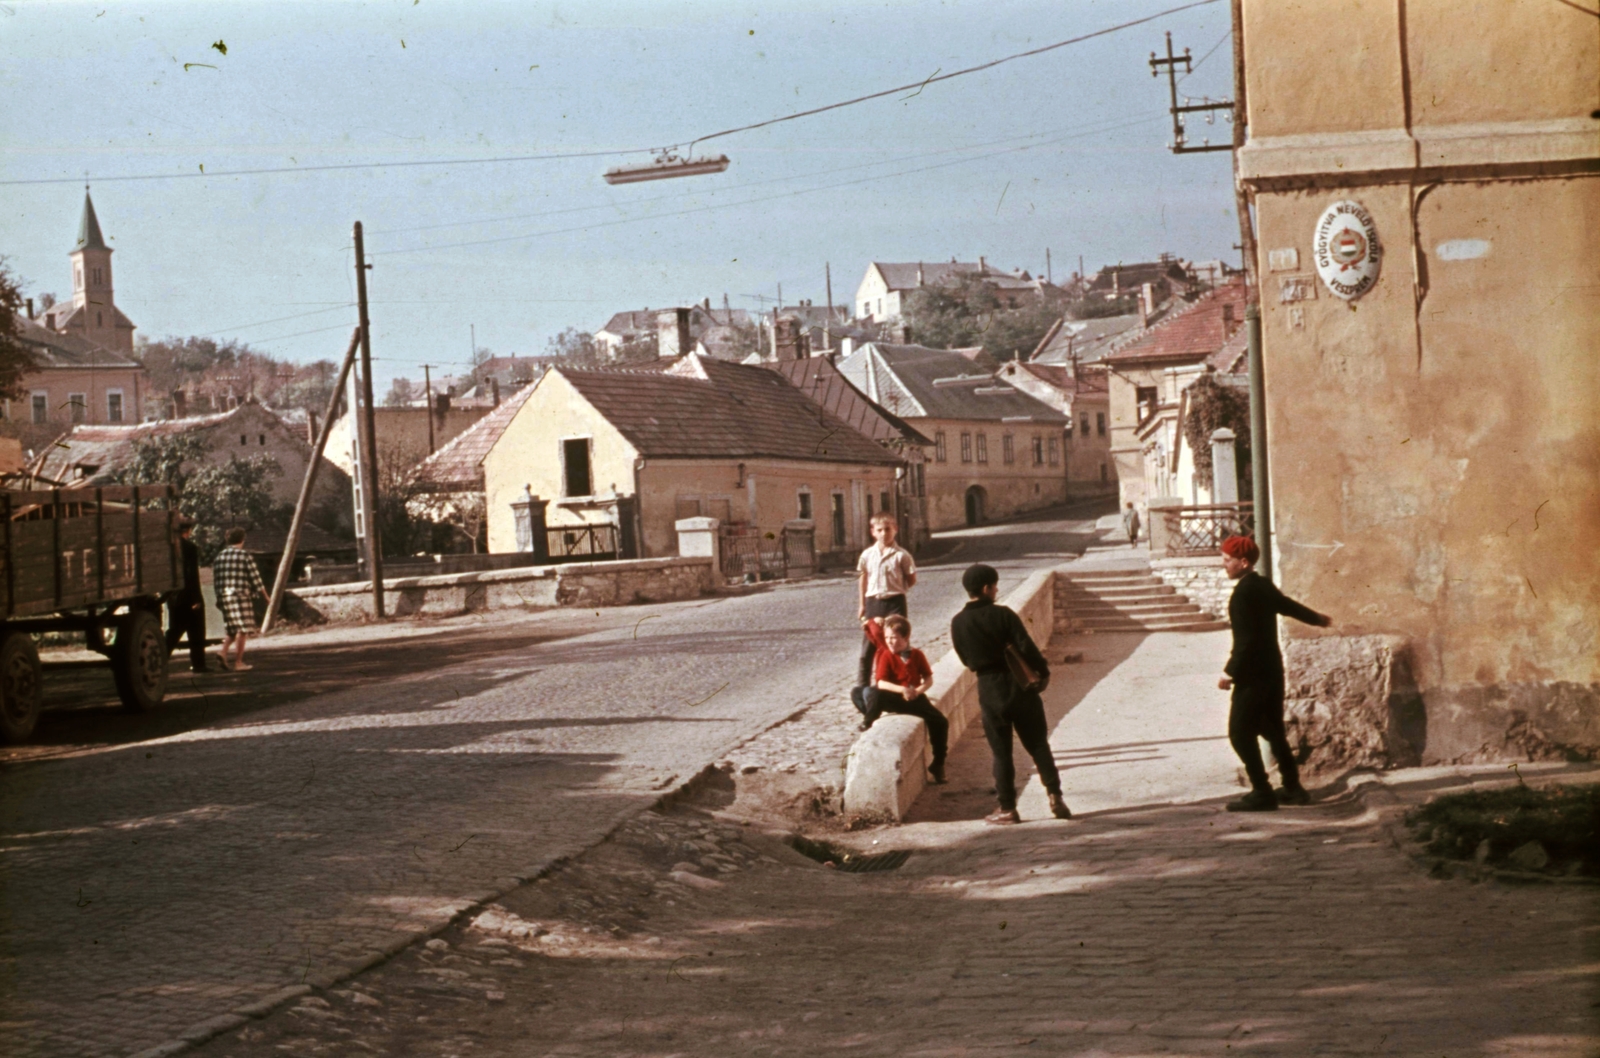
[12,314,141,369]
[25,402,305,486]
[1087,259,1190,293]
[597,309,657,335]
[1103,282,1249,365]
[554,355,897,465]
[765,356,932,448]
[997,360,1107,396]
[1031,313,1144,365]
[1207,327,1249,374]
[411,382,537,490]
[837,343,1067,423]
[872,261,1041,293]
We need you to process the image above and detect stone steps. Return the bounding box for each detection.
[1055,566,1224,633]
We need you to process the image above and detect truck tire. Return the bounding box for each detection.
[0,632,43,743]
[112,609,168,712]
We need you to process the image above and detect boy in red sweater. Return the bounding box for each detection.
[860,613,949,785]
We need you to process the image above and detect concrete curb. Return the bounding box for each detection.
[843,565,1062,821]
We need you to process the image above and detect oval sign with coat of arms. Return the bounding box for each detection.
[1313,199,1381,300]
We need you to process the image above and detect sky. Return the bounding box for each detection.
[1,0,1241,391]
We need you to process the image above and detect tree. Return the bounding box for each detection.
[1183,373,1252,499]
[0,259,42,403]
[384,377,415,407]
[902,275,1064,361]
[134,334,342,420]
[111,434,291,561]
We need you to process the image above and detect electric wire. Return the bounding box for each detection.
[372,114,1169,257]
[0,1,1218,188]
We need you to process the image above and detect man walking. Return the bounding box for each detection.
[1122,501,1141,547]
[950,564,1071,824]
[213,527,270,672]
[165,517,208,673]
[1217,535,1330,811]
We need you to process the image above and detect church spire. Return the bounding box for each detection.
[76,191,108,252]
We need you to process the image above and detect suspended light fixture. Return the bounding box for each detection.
[603,149,729,185]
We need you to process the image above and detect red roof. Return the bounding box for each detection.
[411,383,536,490]
[1104,281,1249,365]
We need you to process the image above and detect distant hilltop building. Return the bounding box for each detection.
[32,192,138,355]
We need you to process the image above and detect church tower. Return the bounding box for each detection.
[64,191,135,354]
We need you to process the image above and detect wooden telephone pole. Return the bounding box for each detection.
[352,222,384,619]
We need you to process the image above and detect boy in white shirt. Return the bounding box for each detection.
[853,513,917,719]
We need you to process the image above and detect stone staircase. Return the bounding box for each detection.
[1054,566,1228,634]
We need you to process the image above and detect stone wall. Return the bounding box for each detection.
[1283,635,1598,777]
[1150,557,1231,617]
[282,557,715,626]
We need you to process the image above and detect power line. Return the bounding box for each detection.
[368,116,1145,238]
[682,0,1221,149]
[1178,28,1232,83]
[372,114,1168,258]
[0,1,1217,189]
[197,304,354,336]
[246,321,361,345]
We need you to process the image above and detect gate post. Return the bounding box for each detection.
[675,516,721,571]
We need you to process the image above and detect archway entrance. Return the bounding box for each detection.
[964,485,987,527]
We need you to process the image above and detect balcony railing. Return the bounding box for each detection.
[1158,502,1254,557]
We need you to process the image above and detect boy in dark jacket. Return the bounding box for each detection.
[1217,536,1332,812]
[950,564,1071,824]
[165,518,208,673]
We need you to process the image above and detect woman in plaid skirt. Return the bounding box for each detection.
[213,526,269,672]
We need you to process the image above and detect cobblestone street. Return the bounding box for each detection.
[0,504,1103,1058]
[183,624,1599,1058]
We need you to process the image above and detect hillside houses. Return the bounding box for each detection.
[479,355,901,560]
[837,343,1068,529]
[1101,280,1250,514]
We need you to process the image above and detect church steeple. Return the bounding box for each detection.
[65,189,133,353]
[76,191,109,252]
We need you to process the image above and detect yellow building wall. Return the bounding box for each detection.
[914,417,1067,530]
[1242,0,1600,762]
[482,372,639,554]
[636,458,897,558]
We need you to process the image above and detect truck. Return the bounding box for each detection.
[0,485,184,743]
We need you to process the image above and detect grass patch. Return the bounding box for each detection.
[1406,783,1599,877]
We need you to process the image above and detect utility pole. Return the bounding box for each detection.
[824,262,834,354]
[1150,32,1233,154]
[1045,248,1052,285]
[422,364,436,454]
[1230,0,1258,293]
[352,221,384,619]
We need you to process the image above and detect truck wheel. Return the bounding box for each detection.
[0,632,43,743]
[112,610,168,712]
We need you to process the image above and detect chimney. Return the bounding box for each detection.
[916,262,924,287]
[172,390,187,418]
[703,297,711,311]
[979,255,987,273]
[24,298,33,320]
[1141,282,1155,327]
[491,378,501,406]
[676,307,692,359]
[1222,302,1235,339]
[435,391,451,419]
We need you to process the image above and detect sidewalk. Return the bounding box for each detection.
[192,612,1600,1058]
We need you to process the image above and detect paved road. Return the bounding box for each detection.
[0,501,1110,1058]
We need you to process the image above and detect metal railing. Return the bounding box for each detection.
[720,525,814,580]
[546,523,618,563]
[1160,502,1254,557]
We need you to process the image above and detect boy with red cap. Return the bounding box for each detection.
[1218,535,1331,811]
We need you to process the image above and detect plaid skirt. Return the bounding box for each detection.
[219,591,257,635]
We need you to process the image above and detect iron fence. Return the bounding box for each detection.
[720,525,814,580]
[1161,502,1254,557]
[546,523,618,562]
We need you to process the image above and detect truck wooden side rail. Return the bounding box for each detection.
[0,485,184,743]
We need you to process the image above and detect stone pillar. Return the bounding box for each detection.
[675,516,721,570]
[1147,496,1182,558]
[1210,428,1239,504]
[511,486,550,562]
